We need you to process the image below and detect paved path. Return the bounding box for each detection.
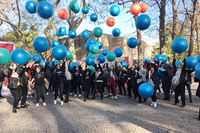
[0,83,200,133]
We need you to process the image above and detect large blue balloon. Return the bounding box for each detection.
[110,5,120,16]
[68,30,77,39]
[81,31,89,39]
[195,63,200,80]
[161,55,168,64]
[96,42,103,49]
[197,54,200,63]
[154,54,163,63]
[97,55,105,63]
[186,56,198,69]
[138,83,154,98]
[60,45,67,51]
[32,54,42,63]
[135,14,151,30]
[11,49,28,65]
[36,1,53,19]
[52,45,67,60]
[40,61,46,67]
[74,7,80,13]
[171,37,188,53]
[33,37,49,53]
[122,61,127,68]
[58,27,67,36]
[82,6,89,14]
[85,42,93,52]
[50,60,60,69]
[70,62,79,72]
[85,56,94,65]
[158,68,165,80]
[87,38,96,44]
[114,48,123,57]
[90,13,98,22]
[127,37,138,48]
[102,49,108,56]
[51,40,60,47]
[25,1,37,14]
[112,28,121,37]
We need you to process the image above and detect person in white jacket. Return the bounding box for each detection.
[64,58,72,103]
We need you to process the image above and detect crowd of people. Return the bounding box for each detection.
[0,56,199,120]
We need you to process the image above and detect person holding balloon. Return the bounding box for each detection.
[184,68,194,103]
[64,57,72,103]
[172,56,186,107]
[118,61,128,96]
[194,76,200,120]
[72,64,82,98]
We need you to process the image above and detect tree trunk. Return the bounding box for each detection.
[188,0,198,56]
[196,1,200,54]
[159,0,166,55]
[172,0,178,58]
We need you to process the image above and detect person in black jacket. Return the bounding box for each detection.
[159,66,174,100]
[92,61,103,100]
[0,66,6,98]
[127,65,137,99]
[52,58,65,105]
[184,67,194,103]
[194,76,200,120]
[73,64,82,98]
[118,61,128,96]
[173,56,186,107]
[45,57,53,95]
[82,68,91,102]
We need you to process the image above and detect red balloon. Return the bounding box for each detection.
[111,47,118,52]
[140,3,148,13]
[133,0,139,1]
[130,4,141,15]
[58,9,68,20]
[106,17,115,27]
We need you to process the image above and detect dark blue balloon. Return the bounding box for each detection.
[51,40,60,47]
[58,27,67,36]
[74,7,80,13]
[135,14,151,30]
[85,42,93,52]
[70,62,79,72]
[158,68,165,80]
[85,56,94,65]
[186,56,198,69]
[138,83,154,98]
[36,1,53,19]
[110,5,120,16]
[40,61,46,67]
[56,30,62,37]
[127,37,138,48]
[102,49,108,56]
[97,55,105,63]
[161,55,168,64]
[68,30,77,39]
[87,38,96,44]
[32,54,42,63]
[197,54,200,63]
[82,6,89,14]
[112,28,121,37]
[195,63,200,80]
[11,49,28,65]
[32,37,49,53]
[96,42,103,49]
[25,1,37,14]
[122,61,127,68]
[81,31,89,39]
[90,13,98,22]
[171,37,188,53]
[114,48,123,57]
[52,45,67,60]
[50,60,60,69]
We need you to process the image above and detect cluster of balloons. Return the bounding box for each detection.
[153,54,168,64]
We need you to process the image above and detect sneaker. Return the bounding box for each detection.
[43,102,46,106]
[114,96,118,100]
[83,99,86,102]
[78,94,81,98]
[70,93,73,96]
[61,101,64,106]
[153,102,157,108]
[74,94,77,97]
[178,96,181,100]
[52,92,55,94]
[112,96,115,99]
[54,100,57,105]
[46,92,49,96]
[150,102,154,107]
[36,103,39,107]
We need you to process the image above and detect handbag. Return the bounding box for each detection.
[148,79,155,87]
